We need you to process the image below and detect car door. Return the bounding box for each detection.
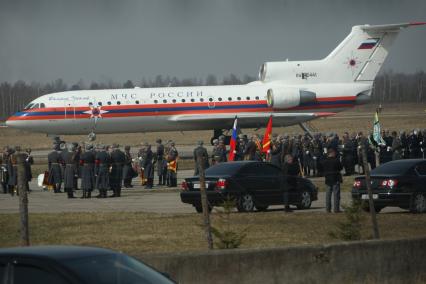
[414,161,426,192]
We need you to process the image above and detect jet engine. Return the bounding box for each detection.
[266,88,316,109]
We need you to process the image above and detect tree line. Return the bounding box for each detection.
[0,71,424,120]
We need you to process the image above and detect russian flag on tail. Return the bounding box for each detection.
[228,116,238,161]
[262,115,273,154]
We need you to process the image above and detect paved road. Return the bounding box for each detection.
[0,170,405,214]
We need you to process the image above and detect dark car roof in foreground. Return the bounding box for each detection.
[0,245,115,260]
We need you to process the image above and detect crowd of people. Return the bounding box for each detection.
[1,128,424,208]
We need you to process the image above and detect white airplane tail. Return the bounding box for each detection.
[259,22,425,84]
[325,22,424,82]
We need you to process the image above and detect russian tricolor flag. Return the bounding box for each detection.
[228,116,238,161]
[358,38,380,49]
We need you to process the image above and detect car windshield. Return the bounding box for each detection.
[371,161,413,175]
[63,253,174,284]
[204,162,244,176]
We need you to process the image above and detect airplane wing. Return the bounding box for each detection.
[169,112,336,128]
[169,112,336,121]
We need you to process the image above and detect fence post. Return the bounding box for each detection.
[16,152,30,246]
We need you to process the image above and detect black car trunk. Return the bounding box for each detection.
[354,175,400,191]
[185,175,230,191]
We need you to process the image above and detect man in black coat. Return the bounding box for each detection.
[281,154,300,212]
[80,144,96,198]
[193,140,209,176]
[110,144,125,197]
[47,144,63,193]
[321,148,343,213]
[95,145,110,198]
[139,143,154,189]
[61,143,78,198]
[122,145,133,188]
[1,147,10,194]
[341,132,355,176]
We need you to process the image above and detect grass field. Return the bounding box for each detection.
[0,211,425,255]
[0,103,425,150]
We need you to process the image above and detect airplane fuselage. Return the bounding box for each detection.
[6,82,369,135]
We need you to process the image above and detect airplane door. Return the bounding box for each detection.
[64,99,76,120]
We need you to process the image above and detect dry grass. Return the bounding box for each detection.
[1,103,425,150]
[0,211,425,255]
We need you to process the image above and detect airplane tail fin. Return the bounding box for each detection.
[324,22,426,82]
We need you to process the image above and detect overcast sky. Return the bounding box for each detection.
[0,0,425,85]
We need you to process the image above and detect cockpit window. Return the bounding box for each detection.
[23,103,34,110]
[40,103,46,108]
[32,103,40,109]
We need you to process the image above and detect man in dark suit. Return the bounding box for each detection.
[321,148,343,213]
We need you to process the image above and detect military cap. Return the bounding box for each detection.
[197,140,203,146]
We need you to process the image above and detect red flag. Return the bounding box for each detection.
[262,115,273,154]
[228,117,238,161]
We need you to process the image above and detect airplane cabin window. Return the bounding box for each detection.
[172,99,176,103]
[200,98,204,102]
[255,96,259,100]
[218,98,222,101]
[89,102,93,106]
[98,102,102,106]
[40,103,46,108]
[107,101,112,105]
[190,99,195,102]
[208,98,213,102]
[237,97,241,101]
[181,99,186,103]
[154,100,158,104]
[246,97,250,100]
[117,101,121,105]
[163,99,167,103]
[228,97,232,101]
[135,100,140,104]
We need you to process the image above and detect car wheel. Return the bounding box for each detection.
[296,191,312,210]
[237,193,255,212]
[195,205,212,213]
[410,193,426,213]
[255,205,269,211]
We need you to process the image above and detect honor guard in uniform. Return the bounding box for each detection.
[80,144,95,198]
[110,144,125,197]
[48,144,63,193]
[235,134,247,161]
[391,131,403,160]
[62,143,78,198]
[122,146,133,188]
[139,142,154,189]
[270,135,282,168]
[301,135,312,176]
[310,134,323,177]
[193,140,209,175]
[212,139,227,164]
[244,135,258,161]
[7,147,18,195]
[154,139,166,185]
[341,132,355,176]
[1,147,10,194]
[211,139,220,165]
[166,141,178,187]
[95,144,110,198]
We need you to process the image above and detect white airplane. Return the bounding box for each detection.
[6,22,425,142]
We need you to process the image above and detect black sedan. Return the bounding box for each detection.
[180,161,318,212]
[0,245,174,284]
[352,159,426,213]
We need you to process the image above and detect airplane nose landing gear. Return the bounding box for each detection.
[88,132,96,142]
